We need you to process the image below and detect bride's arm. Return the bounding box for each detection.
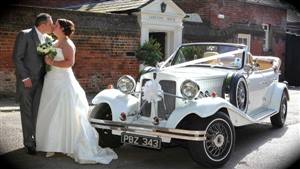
[46,45,75,68]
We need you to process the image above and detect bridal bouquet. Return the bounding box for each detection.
[37,36,57,72]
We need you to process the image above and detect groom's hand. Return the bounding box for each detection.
[22,78,32,88]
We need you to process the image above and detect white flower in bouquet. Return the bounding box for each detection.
[37,35,57,72]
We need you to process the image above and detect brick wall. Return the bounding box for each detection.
[175,0,287,29]
[0,5,140,96]
[178,0,287,76]
[0,29,18,96]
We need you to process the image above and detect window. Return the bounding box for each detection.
[237,33,251,51]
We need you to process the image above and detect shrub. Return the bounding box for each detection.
[135,38,163,67]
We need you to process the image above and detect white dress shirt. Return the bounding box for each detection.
[35,27,46,44]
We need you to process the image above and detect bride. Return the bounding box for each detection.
[35,19,118,164]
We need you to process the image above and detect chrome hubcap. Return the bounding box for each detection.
[213,134,225,147]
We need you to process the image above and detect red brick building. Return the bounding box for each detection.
[0,0,292,96]
[177,0,287,81]
[0,5,141,95]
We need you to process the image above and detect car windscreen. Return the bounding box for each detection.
[170,44,245,69]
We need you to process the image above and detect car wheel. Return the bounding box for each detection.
[270,91,288,128]
[188,112,235,167]
[91,104,122,148]
[224,73,248,113]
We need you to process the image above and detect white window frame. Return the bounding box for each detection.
[237,33,251,51]
[262,23,270,52]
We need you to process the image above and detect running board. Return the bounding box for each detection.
[227,106,278,126]
[247,109,278,122]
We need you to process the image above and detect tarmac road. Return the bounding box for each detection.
[0,88,299,169]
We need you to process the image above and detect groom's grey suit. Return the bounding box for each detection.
[12,27,46,147]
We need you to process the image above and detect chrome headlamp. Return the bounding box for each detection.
[117,75,136,94]
[180,80,200,100]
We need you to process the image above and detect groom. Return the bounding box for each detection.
[12,13,53,155]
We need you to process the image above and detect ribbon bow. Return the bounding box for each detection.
[142,80,163,103]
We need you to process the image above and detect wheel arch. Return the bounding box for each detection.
[174,108,231,130]
[90,103,112,119]
[90,103,122,148]
[268,82,289,111]
[91,89,139,120]
[283,87,290,101]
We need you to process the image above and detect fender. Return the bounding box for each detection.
[165,97,255,128]
[91,89,139,120]
[267,82,289,111]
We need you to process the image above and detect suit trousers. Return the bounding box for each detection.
[18,78,43,147]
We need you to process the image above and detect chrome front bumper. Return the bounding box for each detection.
[89,118,206,141]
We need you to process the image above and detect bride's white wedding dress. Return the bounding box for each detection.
[36,48,117,164]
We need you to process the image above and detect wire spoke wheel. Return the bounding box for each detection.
[227,74,248,113]
[236,80,247,111]
[204,118,233,162]
[188,112,235,167]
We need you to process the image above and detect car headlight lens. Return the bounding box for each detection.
[117,75,136,94]
[180,80,200,100]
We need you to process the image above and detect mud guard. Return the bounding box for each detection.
[91,89,139,121]
[267,82,289,111]
[165,97,255,128]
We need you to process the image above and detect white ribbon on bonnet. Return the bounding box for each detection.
[142,80,164,103]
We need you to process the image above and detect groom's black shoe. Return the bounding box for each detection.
[25,146,36,155]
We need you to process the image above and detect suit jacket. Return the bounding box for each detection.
[12,27,46,99]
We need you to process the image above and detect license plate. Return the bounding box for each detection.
[121,132,161,149]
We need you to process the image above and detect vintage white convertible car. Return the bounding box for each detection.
[89,42,289,167]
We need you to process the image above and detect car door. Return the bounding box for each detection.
[246,70,266,114]
[260,69,277,107]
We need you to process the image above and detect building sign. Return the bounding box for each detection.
[147,15,176,23]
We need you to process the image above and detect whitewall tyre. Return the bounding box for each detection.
[188,112,235,167]
[271,92,288,128]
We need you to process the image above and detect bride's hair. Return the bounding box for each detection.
[57,19,75,37]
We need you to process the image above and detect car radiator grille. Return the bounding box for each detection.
[140,79,151,117]
[140,79,176,120]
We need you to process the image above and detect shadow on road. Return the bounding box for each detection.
[0,148,84,169]
[226,124,289,169]
[0,123,291,169]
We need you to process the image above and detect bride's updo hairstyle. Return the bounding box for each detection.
[57,19,75,37]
